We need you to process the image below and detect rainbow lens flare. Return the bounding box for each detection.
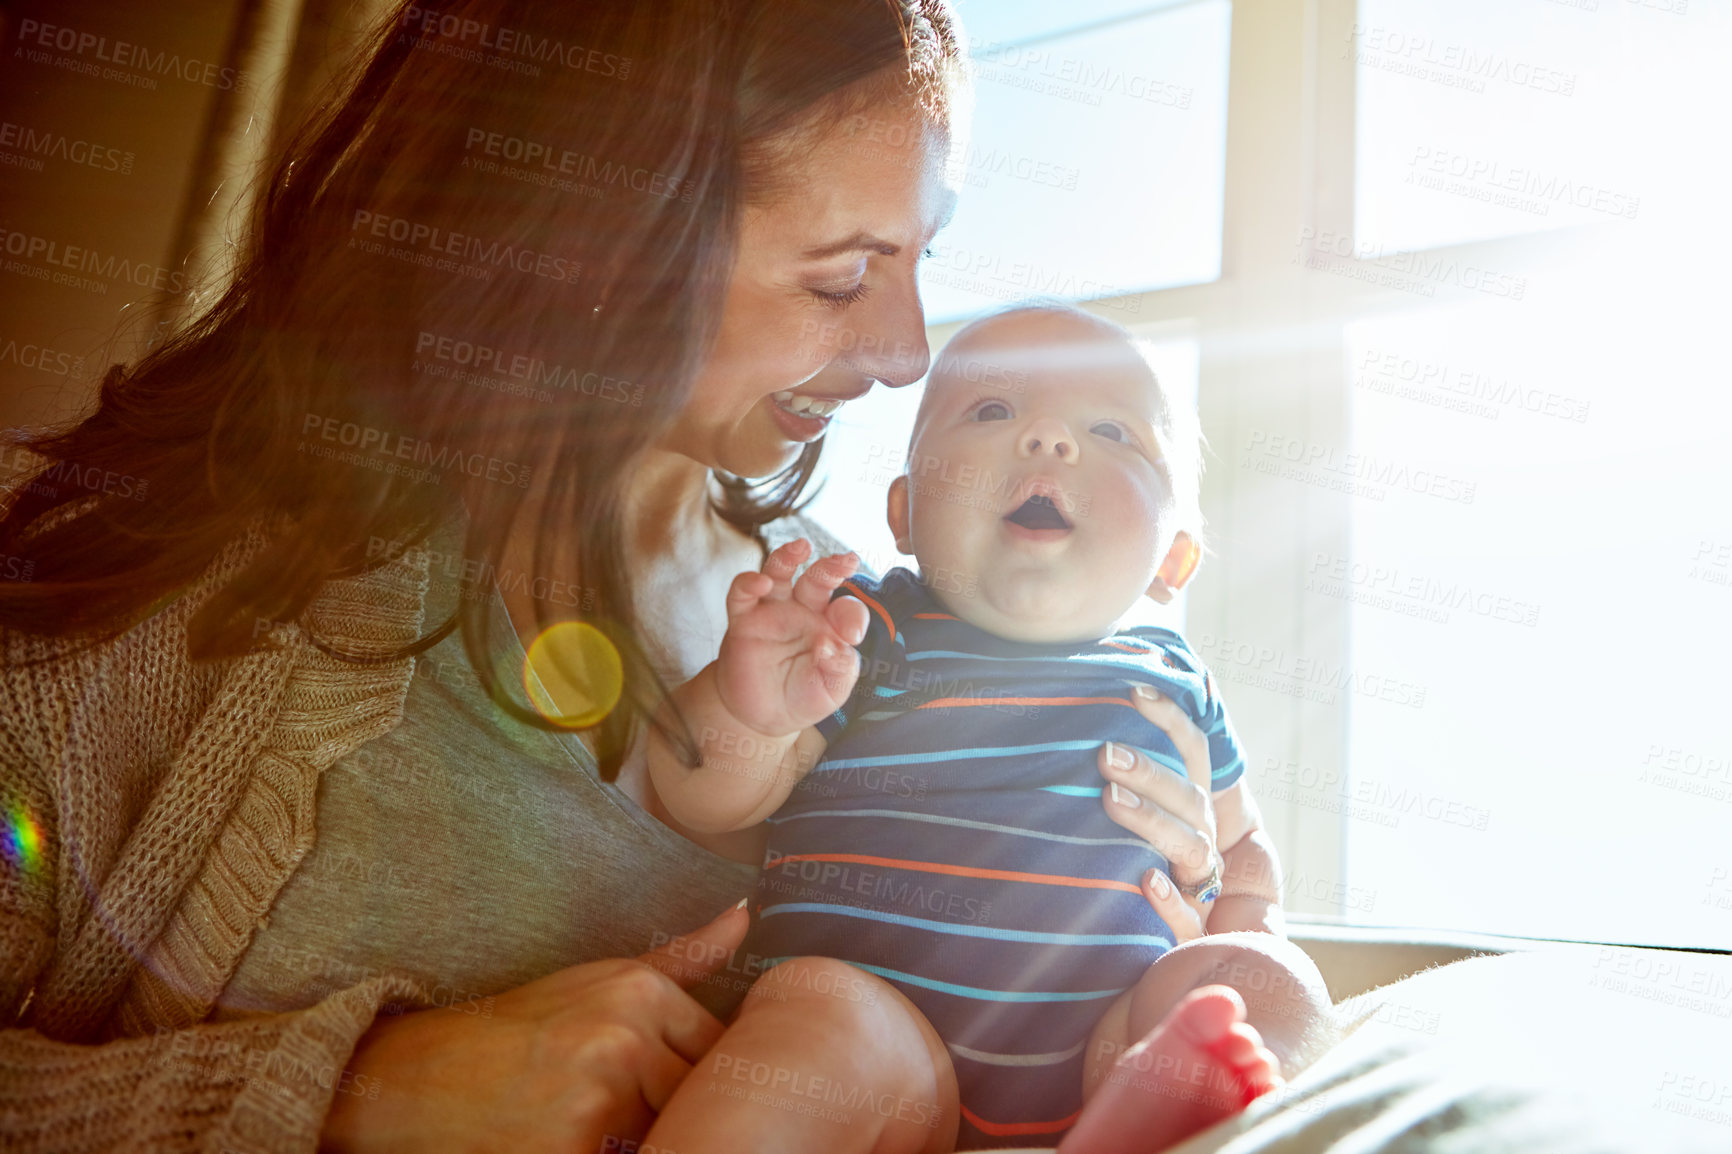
[4,801,44,875]
[523,621,623,729]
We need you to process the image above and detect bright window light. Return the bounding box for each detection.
[1355,0,1706,252]
[920,0,1231,322]
[1341,0,1732,946]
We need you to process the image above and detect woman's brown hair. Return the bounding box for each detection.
[0,0,962,779]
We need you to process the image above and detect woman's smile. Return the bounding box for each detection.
[765,392,842,442]
[770,392,848,418]
[766,384,874,440]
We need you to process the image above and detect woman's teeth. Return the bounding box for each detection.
[772,391,844,418]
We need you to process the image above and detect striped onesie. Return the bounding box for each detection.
[745,567,1245,1148]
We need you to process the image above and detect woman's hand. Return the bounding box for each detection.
[322,902,750,1153]
[1097,683,1220,943]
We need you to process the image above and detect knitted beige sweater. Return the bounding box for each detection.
[1,532,437,1152]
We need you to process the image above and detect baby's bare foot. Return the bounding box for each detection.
[1060,986,1282,1154]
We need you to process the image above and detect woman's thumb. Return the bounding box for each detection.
[637,897,751,988]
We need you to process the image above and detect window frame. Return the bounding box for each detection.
[920,0,1601,927]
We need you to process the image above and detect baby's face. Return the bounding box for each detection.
[889,311,1189,643]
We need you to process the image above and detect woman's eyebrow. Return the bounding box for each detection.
[800,195,959,261]
[799,232,900,260]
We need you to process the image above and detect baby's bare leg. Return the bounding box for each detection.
[1061,933,1336,1154]
[647,956,959,1154]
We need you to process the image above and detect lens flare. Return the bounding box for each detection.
[4,802,44,875]
[523,621,623,728]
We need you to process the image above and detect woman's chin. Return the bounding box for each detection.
[716,438,809,482]
[661,419,807,482]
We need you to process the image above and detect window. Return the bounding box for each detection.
[920,0,1231,321]
[813,0,1732,949]
[1341,0,1732,946]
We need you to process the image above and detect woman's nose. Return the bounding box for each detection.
[850,275,931,388]
[1018,417,1077,461]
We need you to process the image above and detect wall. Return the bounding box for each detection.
[0,0,384,433]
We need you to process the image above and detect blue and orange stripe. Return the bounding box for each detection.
[962,1104,1083,1139]
[765,852,1145,896]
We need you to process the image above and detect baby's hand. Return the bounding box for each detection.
[715,539,869,739]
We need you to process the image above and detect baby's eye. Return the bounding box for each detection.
[973,400,1013,422]
[1089,420,1129,443]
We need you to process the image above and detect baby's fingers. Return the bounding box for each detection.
[724,571,774,621]
[761,538,814,592]
[825,595,870,646]
[792,550,860,615]
[811,630,862,700]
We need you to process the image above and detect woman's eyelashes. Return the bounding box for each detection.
[809,247,935,309]
[809,247,937,309]
[811,283,869,309]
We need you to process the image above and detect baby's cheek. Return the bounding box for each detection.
[1077,478,1132,535]
[912,497,981,565]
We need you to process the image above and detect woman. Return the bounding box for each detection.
[0,1,1242,1149]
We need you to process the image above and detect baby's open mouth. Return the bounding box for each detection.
[1003,494,1072,531]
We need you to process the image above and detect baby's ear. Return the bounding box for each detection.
[1146,531,1201,604]
[886,474,914,554]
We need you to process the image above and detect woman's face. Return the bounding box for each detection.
[666,96,959,479]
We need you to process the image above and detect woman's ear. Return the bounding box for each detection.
[886,474,914,554]
[1146,531,1200,604]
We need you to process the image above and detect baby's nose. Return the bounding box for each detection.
[1020,419,1077,461]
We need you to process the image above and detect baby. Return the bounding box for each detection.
[644,306,1335,1153]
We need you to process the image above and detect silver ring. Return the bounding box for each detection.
[1175,856,1222,904]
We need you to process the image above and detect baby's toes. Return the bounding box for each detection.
[1060,986,1263,1154]
[1211,1021,1271,1071]
[1209,1023,1283,1101]
[1166,984,1245,1046]
[1168,988,1282,1104]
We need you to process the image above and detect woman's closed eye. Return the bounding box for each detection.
[810,282,870,309]
[811,248,936,309]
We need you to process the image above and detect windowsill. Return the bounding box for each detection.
[1284,918,1730,1002]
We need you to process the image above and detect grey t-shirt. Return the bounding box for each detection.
[215,517,846,1023]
